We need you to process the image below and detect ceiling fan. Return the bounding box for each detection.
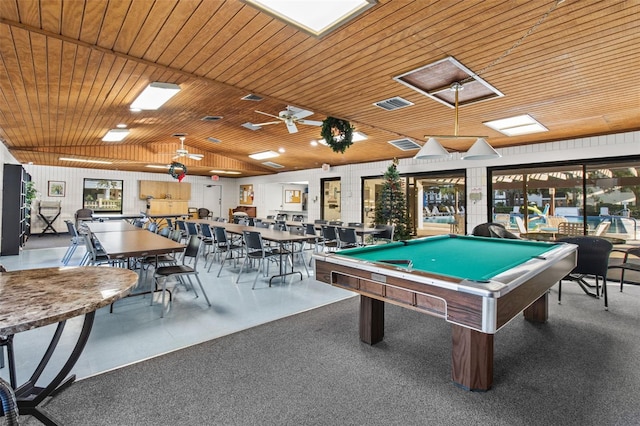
[251,106,323,134]
[173,136,203,161]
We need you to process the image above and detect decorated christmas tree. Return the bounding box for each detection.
[374,159,411,240]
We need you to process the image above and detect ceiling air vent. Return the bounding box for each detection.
[207,137,221,143]
[373,96,414,111]
[388,138,421,151]
[241,94,263,101]
[262,161,284,169]
[201,115,222,122]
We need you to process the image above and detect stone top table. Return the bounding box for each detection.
[0,266,138,425]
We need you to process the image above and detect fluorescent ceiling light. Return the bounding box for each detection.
[146,165,170,169]
[484,114,548,136]
[101,129,130,142]
[59,157,112,164]
[242,0,376,38]
[352,131,368,142]
[210,170,242,175]
[130,82,181,110]
[249,150,280,160]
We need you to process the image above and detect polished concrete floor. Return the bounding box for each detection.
[0,240,355,386]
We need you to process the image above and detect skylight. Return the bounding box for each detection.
[242,0,376,38]
[484,114,548,136]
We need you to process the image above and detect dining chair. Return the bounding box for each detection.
[608,247,640,292]
[373,224,395,244]
[337,227,359,249]
[320,225,339,252]
[287,225,310,277]
[255,221,270,229]
[557,236,613,309]
[347,222,363,228]
[152,235,211,318]
[197,208,211,219]
[236,231,283,288]
[61,220,82,265]
[213,227,245,275]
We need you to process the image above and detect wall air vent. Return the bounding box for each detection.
[388,138,421,151]
[201,116,223,121]
[242,94,263,101]
[262,161,284,169]
[207,137,221,143]
[373,96,414,111]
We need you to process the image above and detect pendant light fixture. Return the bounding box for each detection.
[415,82,500,160]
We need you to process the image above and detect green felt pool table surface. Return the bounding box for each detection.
[337,234,557,281]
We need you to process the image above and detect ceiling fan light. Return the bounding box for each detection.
[414,138,451,159]
[461,138,501,160]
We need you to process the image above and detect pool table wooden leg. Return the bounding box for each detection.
[451,325,493,391]
[523,291,549,323]
[359,295,384,344]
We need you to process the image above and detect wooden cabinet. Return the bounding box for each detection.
[148,200,189,216]
[1,164,31,255]
[139,180,191,200]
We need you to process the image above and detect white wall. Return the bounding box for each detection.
[21,165,235,234]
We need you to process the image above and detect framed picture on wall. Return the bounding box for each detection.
[48,181,65,197]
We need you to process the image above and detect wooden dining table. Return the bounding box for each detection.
[0,266,138,425]
[86,220,141,233]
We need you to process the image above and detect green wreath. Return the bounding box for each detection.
[169,161,187,181]
[321,117,354,154]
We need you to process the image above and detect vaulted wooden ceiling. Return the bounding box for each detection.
[0,0,638,177]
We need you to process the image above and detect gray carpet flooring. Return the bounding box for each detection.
[29,282,640,426]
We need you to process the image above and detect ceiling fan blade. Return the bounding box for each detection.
[252,121,281,126]
[297,119,322,126]
[189,154,204,161]
[172,154,180,160]
[255,110,282,120]
[288,106,313,119]
[286,121,298,133]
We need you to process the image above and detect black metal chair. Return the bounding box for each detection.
[213,227,245,275]
[472,222,520,239]
[153,235,211,318]
[373,224,395,244]
[320,225,339,252]
[62,220,82,265]
[337,227,359,249]
[557,236,613,309]
[608,247,640,292]
[236,231,284,288]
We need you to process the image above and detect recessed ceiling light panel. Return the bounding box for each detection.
[101,129,129,142]
[484,114,548,136]
[249,150,280,160]
[130,82,181,110]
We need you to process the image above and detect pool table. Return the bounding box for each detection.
[313,234,577,391]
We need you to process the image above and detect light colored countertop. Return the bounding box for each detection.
[0,266,138,335]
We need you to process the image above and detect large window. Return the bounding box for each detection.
[362,170,466,236]
[83,179,123,213]
[489,158,639,240]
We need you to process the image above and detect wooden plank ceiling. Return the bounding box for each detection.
[0,0,638,177]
